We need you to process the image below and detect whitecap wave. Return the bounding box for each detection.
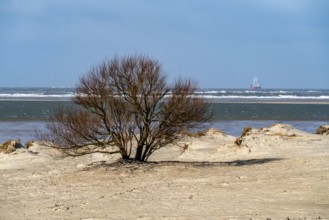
[191,95,329,100]
[195,90,225,94]
[0,93,75,98]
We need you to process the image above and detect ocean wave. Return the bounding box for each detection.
[1,87,329,101]
[195,90,226,94]
[0,93,75,98]
[269,90,290,94]
[307,90,321,93]
[1,93,329,100]
[195,95,329,100]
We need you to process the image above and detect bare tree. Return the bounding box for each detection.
[46,55,212,161]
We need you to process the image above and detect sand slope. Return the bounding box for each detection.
[1,124,329,219]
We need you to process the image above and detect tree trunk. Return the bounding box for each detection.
[119,148,130,160]
[121,154,130,160]
[134,144,144,161]
[135,124,150,161]
[141,145,151,161]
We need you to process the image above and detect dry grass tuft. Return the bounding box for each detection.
[26,140,35,149]
[0,139,24,154]
[235,127,253,146]
[181,130,206,138]
[316,125,329,135]
[241,127,252,137]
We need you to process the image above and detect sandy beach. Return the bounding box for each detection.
[1,124,329,219]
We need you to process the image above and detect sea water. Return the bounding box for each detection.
[0,87,328,142]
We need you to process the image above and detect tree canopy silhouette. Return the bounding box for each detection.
[47,55,212,161]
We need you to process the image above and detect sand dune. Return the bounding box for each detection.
[1,124,329,219]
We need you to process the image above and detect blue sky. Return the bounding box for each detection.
[0,0,328,88]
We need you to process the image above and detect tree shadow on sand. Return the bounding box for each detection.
[84,158,282,171]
